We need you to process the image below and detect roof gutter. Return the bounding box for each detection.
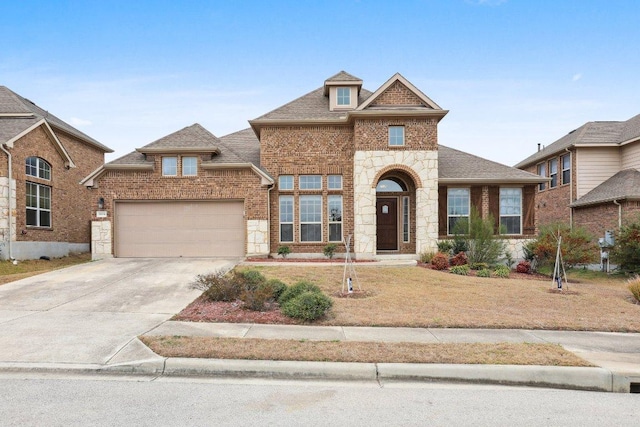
[0,144,12,259]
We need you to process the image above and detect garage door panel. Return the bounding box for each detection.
[115,201,245,258]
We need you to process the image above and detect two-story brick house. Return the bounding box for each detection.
[84,72,542,260]
[515,114,640,240]
[0,86,112,259]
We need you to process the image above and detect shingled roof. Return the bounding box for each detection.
[570,169,640,207]
[0,86,112,152]
[439,145,543,183]
[136,123,220,153]
[515,114,640,168]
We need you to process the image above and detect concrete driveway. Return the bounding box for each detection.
[0,258,236,367]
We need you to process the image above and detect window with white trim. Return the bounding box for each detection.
[26,182,51,227]
[299,175,321,190]
[182,157,197,176]
[549,158,558,188]
[328,175,342,190]
[537,163,546,191]
[389,126,405,146]
[447,188,469,234]
[25,157,51,180]
[300,195,322,242]
[279,175,293,190]
[328,195,343,242]
[500,188,522,235]
[561,154,571,185]
[337,87,350,106]
[162,157,177,176]
[402,196,410,242]
[279,196,294,242]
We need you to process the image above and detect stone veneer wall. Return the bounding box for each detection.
[91,220,112,260]
[353,150,438,257]
[0,177,16,259]
[246,219,269,256]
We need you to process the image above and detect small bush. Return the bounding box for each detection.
[529,223,597,268]
[277,245,291,258]
[323,243,338,259]
[419,250,436,264]
[240,282,273,311]
[431,252,449,270]
[503,250,515,268]
[281,291,333,321]
[238,269,266,286]
[470,262,489,271]
[267,278,287,301]
[493,265,510,278]
[450,251,468,266]
[628,277,640,303]
[437,240,454,255]
[612,220,640,274]
[516,260,532,274]
[476,268,491,278]
[191,271,241,302]
[450,265,470,276]
[278,280,322,305]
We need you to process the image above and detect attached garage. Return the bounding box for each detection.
[114,201,245,258]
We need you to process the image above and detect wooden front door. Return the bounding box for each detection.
[376,197,398,251]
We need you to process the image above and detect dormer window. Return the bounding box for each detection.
[337,87,350,106]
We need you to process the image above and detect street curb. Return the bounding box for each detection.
[0,360,629,392]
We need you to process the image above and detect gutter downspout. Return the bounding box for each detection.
[266,183,274,257]
[0,144,12,259]
[613,199,622,228]
[565,148,573,229]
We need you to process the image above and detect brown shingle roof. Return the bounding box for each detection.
[440,145,543,183]
[570,169,640,207]
[325,71,362,82]
[137,123,220,152]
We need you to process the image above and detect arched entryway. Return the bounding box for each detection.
[375,171,416,253]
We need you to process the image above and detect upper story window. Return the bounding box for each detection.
[182,157,197,176]
[389,126,405,146]
[26,157,51,180]
[337,87,350,106]
[328,175,342,190]
[561,154,571,185]
[299,175,321,190]
[549,158,558,188]
[500,188,522,235]
[279,175,294,190]
[162,157,178,176]
[537,163,546,191]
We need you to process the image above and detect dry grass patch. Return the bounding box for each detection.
[140,336,592,367]
[0,253,91,286]
[237,266,640,332]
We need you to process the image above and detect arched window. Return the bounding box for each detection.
[376,178,407,192]
[26,157,51,180]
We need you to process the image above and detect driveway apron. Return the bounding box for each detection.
[0,258,235,365]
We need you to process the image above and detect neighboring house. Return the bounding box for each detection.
[0,86,112,259]
[515,114,640,240]
[84,72,542,260]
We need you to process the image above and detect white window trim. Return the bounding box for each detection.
[328,195,343,242]
[299,195,322,242]
[447,188,470,235]
[279,175,294,191]
[537,162,546,191]
[402,196,410,243]
[561,154,571,185]
[328,175,343,190]
[182,156,198,176]
[499,187,523,236]
[389,126,405,146]
[26,157,51,181]
[336,87,351,106]
[279,195,294,243]
[549,158,558,188]
[299,175,322,190]
[26,181,51,227]
[162,157,178,176]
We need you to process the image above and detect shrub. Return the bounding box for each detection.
[529,223,597,268]
[503,250,515,268]
[470,262,489,271]
[493,265,510,278]
[191,271,242,302]
[611,220,640,274]
[516,260,532,274]
[450,265,470,276]
[278,280,322,305]
[419,250,436,264]
[450,251,468,266]
[240,282,273,311]
[431,252,449,270]
[267,278,287,301]
[238,269,266,286]
[628,277,640,303]
[523,240,536,262]
[281,291,333,321]
[454,207,506,266]
[436,240,454,255]
[323,243,338,259]
[476,268,491,278]
[277,245,291,258]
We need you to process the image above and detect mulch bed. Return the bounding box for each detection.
[173,295,299,324]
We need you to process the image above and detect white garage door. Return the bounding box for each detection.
[115,201,245,257]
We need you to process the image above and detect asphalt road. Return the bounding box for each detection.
[1,373,637,426]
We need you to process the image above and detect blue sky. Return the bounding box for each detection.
[1,0,639,165]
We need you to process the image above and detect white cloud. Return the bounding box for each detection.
[68,117,92,126]
[572,73,582,82]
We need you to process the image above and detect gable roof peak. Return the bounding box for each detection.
[136,123,221,154]
[357,72,444,111]
[323,71,363,96]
